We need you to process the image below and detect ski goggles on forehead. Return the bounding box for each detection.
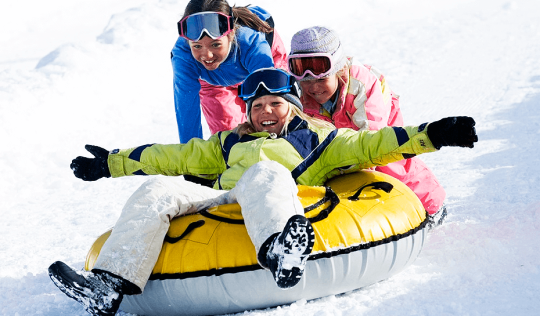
[178,12,233,41]
[239,68,299,100]
[287,52,335,80]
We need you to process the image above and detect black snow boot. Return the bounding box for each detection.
[259,215,315,289]
[427,203,448,230]
[48,261,138,316]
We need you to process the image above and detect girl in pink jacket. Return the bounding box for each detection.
[288,26,446,226]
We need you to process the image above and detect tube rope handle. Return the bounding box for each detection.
[305,187,340,223]
[164,220,205,244]
[348,182,393,201]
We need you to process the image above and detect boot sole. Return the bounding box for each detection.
[273,215,315,289]
[48,261,120,316]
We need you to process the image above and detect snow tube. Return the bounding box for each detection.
[85,170,428,316]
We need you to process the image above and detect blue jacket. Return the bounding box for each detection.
[171,6,276,143]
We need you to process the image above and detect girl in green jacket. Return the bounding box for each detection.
[48,68,478,316]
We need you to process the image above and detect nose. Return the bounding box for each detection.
[309,82,323,92]
[201,49,213,60]
[261,104,272,113]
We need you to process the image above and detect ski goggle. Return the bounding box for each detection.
[287,53,335,80]
[239,68,300,100]
[287,45,344,80]
[178,12,233,41]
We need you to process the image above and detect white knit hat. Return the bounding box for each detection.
[290,26,347,81]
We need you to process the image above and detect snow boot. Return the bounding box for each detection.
[259,215,315,289]
[48,261,138,316]
[427,203,447,230]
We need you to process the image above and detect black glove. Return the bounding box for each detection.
[70,145,111,181]
[427,116,478,149]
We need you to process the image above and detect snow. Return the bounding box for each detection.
[1,0,539,315]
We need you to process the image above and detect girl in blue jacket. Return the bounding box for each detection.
[171,0,287,144]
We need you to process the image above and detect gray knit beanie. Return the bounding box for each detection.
[290,26,347,81]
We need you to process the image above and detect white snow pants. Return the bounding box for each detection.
[93,161,304,291]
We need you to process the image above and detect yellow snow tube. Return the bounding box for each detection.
[85,170,427,316]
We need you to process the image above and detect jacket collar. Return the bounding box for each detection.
[286,116,309,134]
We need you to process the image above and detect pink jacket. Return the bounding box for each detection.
[300,62,446,215]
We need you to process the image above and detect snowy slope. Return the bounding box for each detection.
[1,0,539,315]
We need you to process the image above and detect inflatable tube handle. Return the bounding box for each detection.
[305,187,340,223]
[196,187,341,225]
[199,209,245,224]
[164,220,205,244]
[348,181,393,201]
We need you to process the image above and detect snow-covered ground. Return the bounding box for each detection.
[1,0,539,315]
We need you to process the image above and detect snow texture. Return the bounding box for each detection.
[1,0,540,315]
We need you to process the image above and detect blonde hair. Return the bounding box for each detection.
[291,105,336,130]
[329,61,350,94]
[233,102,335,137]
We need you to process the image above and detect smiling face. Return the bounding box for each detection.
[188,33,233,71]
[299,75,340,105]
[250,95,291,134]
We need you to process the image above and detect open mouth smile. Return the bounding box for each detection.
[261,120,277,126]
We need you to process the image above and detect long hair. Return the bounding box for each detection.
[335,59,352,91]
[290,105,336,130]
[182,0,273,34]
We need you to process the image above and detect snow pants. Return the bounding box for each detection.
[93,161,303,291]
[375,156,446,215]
[199,31,288,135]
[376,94,445,215]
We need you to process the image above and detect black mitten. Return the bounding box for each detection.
[427,116,478,149]
[70,145,111,181]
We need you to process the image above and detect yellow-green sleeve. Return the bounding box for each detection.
[107,135,227,178]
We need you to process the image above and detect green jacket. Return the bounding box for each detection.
[107,117,438,190]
